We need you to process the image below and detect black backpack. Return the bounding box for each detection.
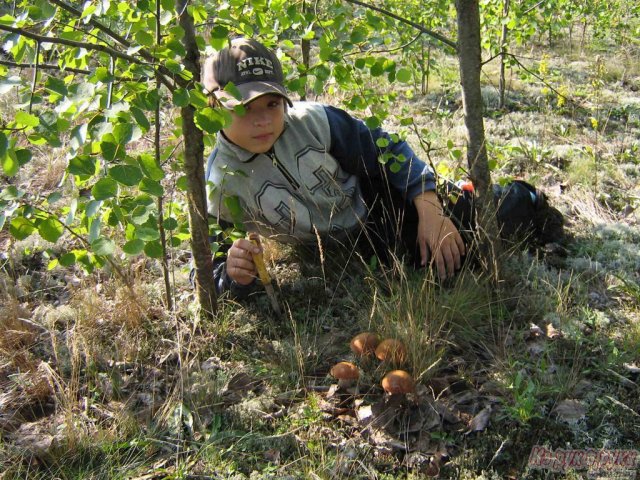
[444,180,565,247]
[493,180,565,246]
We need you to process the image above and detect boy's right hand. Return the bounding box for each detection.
[226,238,262,285]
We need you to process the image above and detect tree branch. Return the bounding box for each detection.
[0,24,180,91]
[48,0,132,48]
[342,0,457,51]
[0,60,154,83]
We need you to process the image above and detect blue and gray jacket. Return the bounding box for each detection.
[205,102,436,295]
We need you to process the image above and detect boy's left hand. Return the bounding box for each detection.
[414,191,466,280]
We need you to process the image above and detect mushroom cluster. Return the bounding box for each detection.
[329,332,417,401]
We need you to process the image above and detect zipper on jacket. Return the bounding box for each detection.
[267,149,300,190]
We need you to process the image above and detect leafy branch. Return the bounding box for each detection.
[342,0,457,51]
[0,24,180,91]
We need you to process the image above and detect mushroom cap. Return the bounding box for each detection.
[330,362,360,380]
[381,370,415,395]
[375,338,407,364]
[349,332,380,357]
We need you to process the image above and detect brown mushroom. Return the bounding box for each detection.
[349,332,380,357]
[381,370,415,396]
[375,338,407,365]
[330,361,360,389]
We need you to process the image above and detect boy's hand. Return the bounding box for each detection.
[226,238,261,285]
[413,191,466,280]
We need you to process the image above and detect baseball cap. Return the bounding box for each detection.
[202,37,293,109]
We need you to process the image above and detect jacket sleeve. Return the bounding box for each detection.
[323,105,436,202]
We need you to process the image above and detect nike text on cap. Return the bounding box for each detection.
[203,37,293,108]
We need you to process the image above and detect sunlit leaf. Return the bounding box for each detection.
[138,154,165,181]
[91,237,115,256]
[109,165,144,186]
[139,178,163,196]
[10,217,35,240]
[92,178,118,200]
[123,238,145,255]
[144,240,164,258]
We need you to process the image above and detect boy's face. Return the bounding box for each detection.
[223,94,286,153]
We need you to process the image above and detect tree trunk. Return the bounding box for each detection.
[498,0,510,110]
[300,1,310,101]
[455,0,502,275]
[176,0,217,317]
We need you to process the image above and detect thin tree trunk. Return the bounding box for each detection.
[300,0,311,101]
[176,0,217,317]
[498,0,510,110]
[301,38,310,101]
[157,0,173,311]
[455,0,502,276]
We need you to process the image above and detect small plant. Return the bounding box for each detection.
[504,369,542,425]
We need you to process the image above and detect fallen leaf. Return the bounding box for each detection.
[553,399,586,423]
[546,323,562,339]
[466,405,492,433]
[264,448,281,464]
[528,323,545,338]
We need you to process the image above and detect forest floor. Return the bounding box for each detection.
[1,42,640,479]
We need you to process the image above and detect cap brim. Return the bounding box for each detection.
[215,81,293,109]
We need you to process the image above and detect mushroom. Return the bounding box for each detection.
[381,370,415,397]
[349,332,380,357]
[330,361,360,389]
[375,338,407,365]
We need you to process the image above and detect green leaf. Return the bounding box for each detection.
[396,68,412,83]
[224,195,243,223]
[163,217,178,230]
[15,149,32,167]
[1,149,18,176]
[45,76,68,96]
[131,205,151,225]
[365,116,380,129]
[144,241,164,258]
[139,178,163,197]
[91,237,115,256]
[109,165,143,186]
[0,132,6,159]
[173,88,190,107]
[123,239,144,255]
[376,137,389,148]
[59,252,77,266]
[92,178,118,200]
[131,106,150,132]
[10,217,35,240]
[176,175,189,191]
[15,111,40,128]
[113,123,134,144]
[68,155,98,176]
[38,216,64,243]
[138,154,165,181]
[100,141,121,161]
[135,30,154,47]
[195,108,224,134]
[136,227,160,241]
